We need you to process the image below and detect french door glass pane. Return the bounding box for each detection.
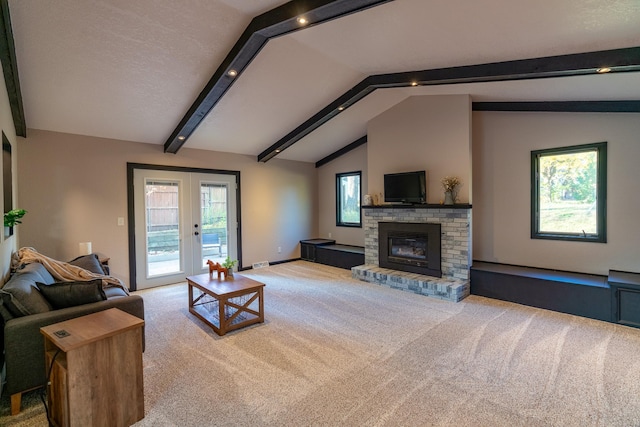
[145,180,181,277]
[201,183,228,268]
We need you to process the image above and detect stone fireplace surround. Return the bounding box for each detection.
[352,205,471,302]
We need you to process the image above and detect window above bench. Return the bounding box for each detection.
[531,141,607,243]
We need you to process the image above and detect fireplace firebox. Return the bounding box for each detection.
[379,222,441,277]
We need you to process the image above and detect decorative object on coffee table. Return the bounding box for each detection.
[222,257,238,277]
[441,176,462,205]
[207,260,228,280]
[187,273,264,336]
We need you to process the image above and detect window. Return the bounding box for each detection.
[336,171,362,227]
[531,142,607,242]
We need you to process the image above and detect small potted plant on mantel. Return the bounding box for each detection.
[441,177,462,205]
[4,208,27,234]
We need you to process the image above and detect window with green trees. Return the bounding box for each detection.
[531,142,607,242]
[336,171,361,227]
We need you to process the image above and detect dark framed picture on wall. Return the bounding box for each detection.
[3,132,13,238]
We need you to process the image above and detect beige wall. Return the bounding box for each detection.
[315,94,472,248]
[17,129,317,287]
[11,91,639,286]
[472,111,640,275]
[0,61,19,282]
[317,144,367,245]
[316,96,640,276]
[367,95,472,204]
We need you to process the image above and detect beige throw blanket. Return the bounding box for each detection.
[16,247,129,295]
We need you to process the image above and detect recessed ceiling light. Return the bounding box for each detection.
[227,69,238,77]
[275,149,281,153]
[177,135,186,141]
[410,81,418,86]
[297,17,308,25]
[596,67,611,74]
[338,106,345,111]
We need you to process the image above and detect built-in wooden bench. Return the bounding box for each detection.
[315,244,365,270]
[471,261,611,322]
[300,239,364,270]
[609,270,640,328]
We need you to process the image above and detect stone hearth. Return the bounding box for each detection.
[352,205,471,302]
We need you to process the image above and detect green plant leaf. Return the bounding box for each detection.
[4,208,27,227]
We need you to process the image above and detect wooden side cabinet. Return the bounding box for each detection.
[609,270,640,328]
[300,239,335,262]
[40,308,145,427]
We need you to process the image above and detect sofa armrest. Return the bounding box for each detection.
[3,295,144,397]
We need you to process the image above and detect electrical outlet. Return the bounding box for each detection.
[328,232,332,238]
[54,329,70,338]
[117,217,125,226]
[278,246,282,253]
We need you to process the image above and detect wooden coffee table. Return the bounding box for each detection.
[187,273,265,336]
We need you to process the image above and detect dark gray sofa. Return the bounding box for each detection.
[0,260,145,415]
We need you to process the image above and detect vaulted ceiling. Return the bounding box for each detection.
[5,0,640,164]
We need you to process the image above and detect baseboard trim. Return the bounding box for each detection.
[239,258,301,271]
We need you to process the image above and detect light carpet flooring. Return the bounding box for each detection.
[2,261,640,426]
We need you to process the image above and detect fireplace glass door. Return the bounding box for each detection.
[388,235,427,264]
[379,222,442,277]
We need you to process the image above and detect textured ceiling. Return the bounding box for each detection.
[8,0,640,163]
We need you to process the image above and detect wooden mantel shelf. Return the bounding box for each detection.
[363,204,472,209]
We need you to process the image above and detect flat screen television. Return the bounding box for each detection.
[384,170,426,204]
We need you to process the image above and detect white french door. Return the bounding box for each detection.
[133,169,237,289]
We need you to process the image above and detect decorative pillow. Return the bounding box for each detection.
[36,279,107,309]
[0,264,54,317]
[20,262,57,284]
[68,254,107,275]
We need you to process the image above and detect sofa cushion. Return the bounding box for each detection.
[20,262,56,285]
[0,263,54,318]
[104,286,128,299]
[68,254,107,275]
[0,299,15,321]
[36,279,107,309]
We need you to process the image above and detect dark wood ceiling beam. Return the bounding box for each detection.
[258,78,376,162]
[315,135,367,168]
[258,46,640,162]
[473,100,640,113]
[164,0,394,154]
[0,0,25,137]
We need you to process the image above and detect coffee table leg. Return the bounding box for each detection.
[219,297,226,335]
[259,288,264,323]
